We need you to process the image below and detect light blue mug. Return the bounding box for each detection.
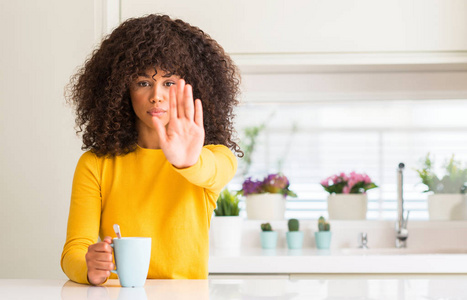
[110,237,152,287]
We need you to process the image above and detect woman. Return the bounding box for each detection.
[61,14,242,285]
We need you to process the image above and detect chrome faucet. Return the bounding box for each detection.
[396,163,409,248]
[358,232,369,249]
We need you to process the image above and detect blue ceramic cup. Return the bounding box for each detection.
[110,237,151,287]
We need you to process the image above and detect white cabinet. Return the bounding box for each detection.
[121,0,467,54]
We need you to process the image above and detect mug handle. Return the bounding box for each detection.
[109,243,117,275]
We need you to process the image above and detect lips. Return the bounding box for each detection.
[147,108,167,117]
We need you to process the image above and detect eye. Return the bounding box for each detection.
[137,81,150,87]
[164,81,176,87]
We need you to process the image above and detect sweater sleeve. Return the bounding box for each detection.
[61,151,102,284]
[172,145,237,195]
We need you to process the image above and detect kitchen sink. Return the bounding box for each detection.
[340,248,467,255]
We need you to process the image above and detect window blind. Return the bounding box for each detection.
[227,99,467,220]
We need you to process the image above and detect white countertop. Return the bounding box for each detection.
[208,220,467,275]
[3,278,467,299]
[209,248,467,274]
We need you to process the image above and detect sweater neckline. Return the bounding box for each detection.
[136,144,164,153]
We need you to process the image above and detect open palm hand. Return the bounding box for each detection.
[152,79,205,169]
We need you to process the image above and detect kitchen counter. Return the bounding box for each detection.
[208,220,467,275]
[3,278,467,299]
[209,248,467,274]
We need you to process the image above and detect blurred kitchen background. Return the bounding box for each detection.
[2,0,467,279]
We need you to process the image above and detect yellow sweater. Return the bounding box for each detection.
[61,144,237,284]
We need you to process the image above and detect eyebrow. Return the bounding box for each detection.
[136,73,151,78]
[136,72,175,79]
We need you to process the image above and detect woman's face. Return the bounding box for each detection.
[129,67,181,130]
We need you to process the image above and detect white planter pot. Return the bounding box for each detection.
[246,193,286,220]
[427,194,466,221]
[327,194,367,220]
[210,216,243,249]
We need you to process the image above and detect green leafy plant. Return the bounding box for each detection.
[318,216,330,232]
[288,219,299,232]
[261,223,273,231]
[214,189,240,216]
[415,153,467,194]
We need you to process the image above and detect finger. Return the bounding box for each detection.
[91,261,114,271]
[169,84,178,121]
[184,84,195,120]
[103,236,112,244]
[91,242,112,253]
[87,251,112,262]
[88,271,110,285]
[95,253,113,262]
[176,79,185,118]
[194,99,203,127]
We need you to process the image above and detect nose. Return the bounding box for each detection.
[150,97,163,103]
[149,85,165,103]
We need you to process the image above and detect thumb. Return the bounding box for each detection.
[103,236,112,244]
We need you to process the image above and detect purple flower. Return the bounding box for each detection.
[263,173,289,194]
[241,177,264,196]
[240,173,297,197]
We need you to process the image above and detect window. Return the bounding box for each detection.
[228,99,467,220]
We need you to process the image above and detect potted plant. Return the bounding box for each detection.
[415,153,467,220]
[314,216,332,249]
[320,172,377,220]
[286,219,304,249]
[210,189,243,249]
[239,173,297,220]
[260,222,278,249]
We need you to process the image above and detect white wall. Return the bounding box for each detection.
[122,0,467,54]
[0,0,96,279]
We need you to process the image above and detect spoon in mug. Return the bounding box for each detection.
[113,224,122,239]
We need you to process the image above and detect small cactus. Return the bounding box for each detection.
[318,216,331,232]
[288,219,299,231]
[261,222,273,231]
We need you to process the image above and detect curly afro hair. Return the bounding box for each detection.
[66,14,243,157]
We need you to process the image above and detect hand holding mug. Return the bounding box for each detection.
[85,236,114,285]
